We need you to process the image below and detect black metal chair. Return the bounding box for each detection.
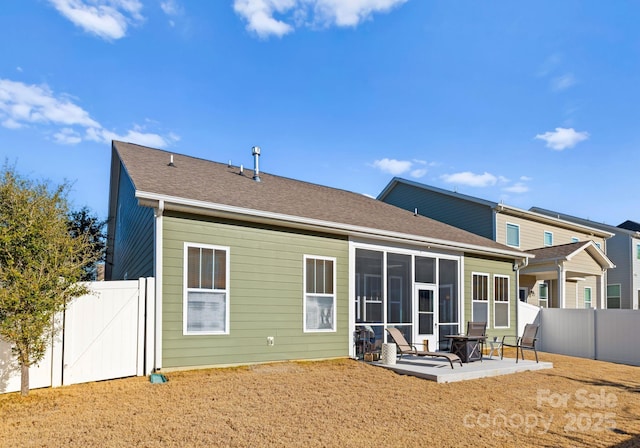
[501,323,539,363]
[466,321,487,361]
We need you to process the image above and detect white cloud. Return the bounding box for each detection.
[440,171,498,188]
[520,175,533,181]
[233,0,407,38]
[87,127,176,148]
[313,0,409,27]
[535,127,589,151]
[53,127,83,144]
[160,0,184,27]
[0,79,100,129]
[0,78,177,148]
[372,158,412,175]
[371,158,429,178]
[48,0,144,40]
[551,73,576,91]
[503,182,529,194]
[233,0,295,38]
[160,0,179,15]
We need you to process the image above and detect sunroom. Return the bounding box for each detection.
[352,243,462,358]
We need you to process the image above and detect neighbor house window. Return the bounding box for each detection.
[544,231,553,247]
[506,223,520,247]
[607,284,621,309]
[539,282,549,308]
[584,287,592,309]
[493,275,509,328]
[571,237,580,243]
[472,273,489,324]
[184,243,229,335]
[304,256,336,332]
[637,244,640,260]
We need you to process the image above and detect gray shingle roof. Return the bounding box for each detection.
[525,241,613,269]
[526,241,590,260]
[618,220,640,232]
[113,141,524,257]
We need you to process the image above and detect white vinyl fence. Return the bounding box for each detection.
[0,278,154,394]
[537,309,640,367]
[517,302,640,367]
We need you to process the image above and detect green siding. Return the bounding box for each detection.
[464,255,518,338]
[109,165,154,280]
[382,183,495,239]
[162,213,349,369]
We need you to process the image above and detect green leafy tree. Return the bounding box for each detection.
[67,207,106,281]
[0,167,98,396]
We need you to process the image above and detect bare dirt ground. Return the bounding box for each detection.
[1,350,639,448]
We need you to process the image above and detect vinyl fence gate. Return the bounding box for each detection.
[0,278,154,394]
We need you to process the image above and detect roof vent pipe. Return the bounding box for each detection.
[252,146,261,182]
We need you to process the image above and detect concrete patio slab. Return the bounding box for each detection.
[369,355,553,383]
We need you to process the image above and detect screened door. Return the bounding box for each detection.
[414,285,437,352]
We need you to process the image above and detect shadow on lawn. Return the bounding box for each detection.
[545,373,640,394]
[608,431,640,447]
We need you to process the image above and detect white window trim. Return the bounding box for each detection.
[584,287,592,309]
[539,282,549,308]
[471,272,490,324]
[544,231,553,247]
[506,222,520,248]
[493,274,510,329]
[303,255,337,333]
[183,242,230,336]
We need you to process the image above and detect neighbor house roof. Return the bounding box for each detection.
[112,141,529,260]
[618,220,640,233]
[525,241,614,269]
[380,178,612,238]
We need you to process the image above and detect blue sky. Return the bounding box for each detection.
[1,1,638,226]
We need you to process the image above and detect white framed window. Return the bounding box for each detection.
[304,255,336,332]
[183,243,230,335]
[584,287,592,309]
[506,223,520,247]
[637,244,640,260]
[539,282,548,308]
[571,237,580,243]
[493,275,510,328]
[544,231,553,247]
[472,273,489,324]
[607,284,621,309]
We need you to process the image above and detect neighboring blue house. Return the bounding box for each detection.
[379,178,615,310]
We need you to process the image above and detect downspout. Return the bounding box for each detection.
[557,261,565,308]
[514,257,528,336]
[600,268,607,309]
[154,200,164,371]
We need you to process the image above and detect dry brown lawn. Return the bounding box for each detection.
[1,351,639,447]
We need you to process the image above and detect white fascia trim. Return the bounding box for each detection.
[566,240,616,269]
[497,204,614,238]
[136,191,531,261]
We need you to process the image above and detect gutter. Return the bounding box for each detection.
[494,204,614,239]
[135,190,532,261]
